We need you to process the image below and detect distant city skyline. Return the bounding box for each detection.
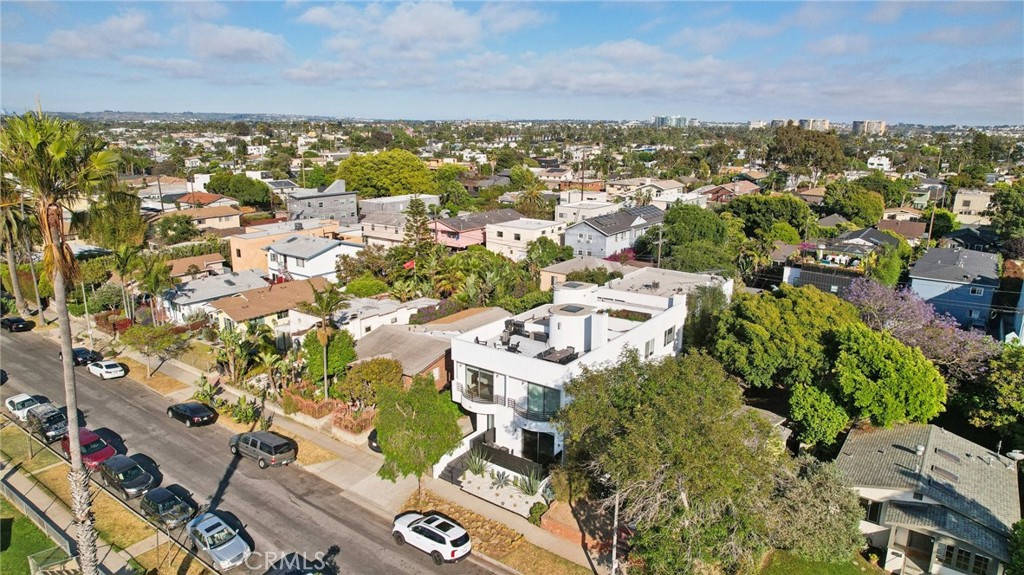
[2,1,1021,125]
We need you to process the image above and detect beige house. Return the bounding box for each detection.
[606,177,684,201]
[953,189,993,225]
[882,207,923,222]
[485,218,565,262]
[209,277,328,348]
[538,256,634,291]
[360,212,407,248]
[167,253,226,282]
[171,206,243,231]
[555,201,620,225]
[228,219,360,274]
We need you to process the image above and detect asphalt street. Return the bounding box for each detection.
[0,330,496,575]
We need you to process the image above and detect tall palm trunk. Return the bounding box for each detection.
[53,260,99,574]
[23,238,44,318]
[5,242,27,313]
[322,342,329,400]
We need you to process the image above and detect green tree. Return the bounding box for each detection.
[523,236,572,272]
[340,357,403,409]
[301,329,357,396]
[767,124,845,185]
[558,350,779,574]
[967,345,1024,440]
[217,324,252,384]
[134,253,174,324]
[831,323,946,427]
[867,244,904,286]
[1009,520,1024,575]
[823,181,885,226]
[921,207,960,239]
[111,245,140,319]
[298,282,351,399]
[988,179,1024,242]
[84,187,147,249]
[0,179,31,313]
[789,383,849,446]
[344,274,388,297]
[762,221,802,244]
[154,214,201,245]
[377,374,462,501]
[713,284,859,388]
[120,324,188,377]
[401,197,434,259]
[726,194,812,237]
[764,456,864,563]
[1,112,118,575]
[683,284,729,350]
[336,149,438,198]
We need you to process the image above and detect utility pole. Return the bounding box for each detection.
[656,225,664,268]
[611,488,620,575]
[926,203,937,245]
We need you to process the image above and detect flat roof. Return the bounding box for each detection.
[489,218,562,230]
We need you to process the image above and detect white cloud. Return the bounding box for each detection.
[171,2,228,21]
[119,56,205,78]
[283,59,369,83]
[479,3,552,35]
[807,34,870,56]
[47,10,159,57]
[187,24,287,62]
[590,40,669,66]
[865,2,909,24]
[379,2,481,53]
[914,21,1017,46]
[1,43,49,68]
[672,20,781,54]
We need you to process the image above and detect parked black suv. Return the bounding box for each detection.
[140,487,194,529]
[229,431,297,469]
[59,348,102,366]
[98,455,155,499]
[1,317,30,332]
[26,403,68,443]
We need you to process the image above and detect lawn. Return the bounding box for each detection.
[0,425,62,473]
[760,550,887,575]
[33,465,154,550]
[1,496,61,575]
[135,542,210,575]
[179,341,217,372]
[116,357,188,395]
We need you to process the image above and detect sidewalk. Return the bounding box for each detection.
[54,315,604,574]
[1,456,136,575]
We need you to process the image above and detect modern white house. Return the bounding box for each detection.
[555,201,620,225]
[649,191,708,211]
[358,193,440,214]
[437,267,732,479]
[265,235,362,282]
[867,155,892,171]
[160,270,269,324]
[485,218,566,262]
[287,296,439,342]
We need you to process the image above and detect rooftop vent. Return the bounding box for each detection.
[294,222,303,231]
[561,304,585,313]
[935,448,962,464]
[931,465,959,483]
[915,444,925,456]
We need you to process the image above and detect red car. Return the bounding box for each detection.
[60,428,116,470]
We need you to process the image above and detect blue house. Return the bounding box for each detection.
[908,247,999,330]
[563,206,663,259]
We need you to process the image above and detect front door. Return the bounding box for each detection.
[904,531,933,574]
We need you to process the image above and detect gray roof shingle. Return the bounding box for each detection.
[436,208,524,232]
[354,326,451,377]
[909,247,1000,286]
[568,206,664,236]
[266,235,342,259]
[836,424,1020,555]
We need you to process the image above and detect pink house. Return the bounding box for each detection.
[430,208,525,249]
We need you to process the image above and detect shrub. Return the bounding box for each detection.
[192,375,220,403]
[528,502,548,526]
[259,414,274,431]
[513,469,542,496]
[230,396,260,424]
[547,464,587,503]
[489,470,511,489]
[465,447,490,476]
[66,302,86,317]
[281,393,298,415]
[345,274,389,298]
[409,299,468,325]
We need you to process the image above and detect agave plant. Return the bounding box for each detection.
[489,469,511,489]
[465,447,490,476]
[514,469,543,496]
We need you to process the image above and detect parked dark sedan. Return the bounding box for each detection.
[1,317,31,332]
[167,402,216,427]
[140,487,194,529]
[367,428,382,453]
[59,347,102,366]
[97,454,155,499]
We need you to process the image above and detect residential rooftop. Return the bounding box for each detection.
[489,218,562,231]
[605,267,728,298]
[210,277,328,323]
[265,235,353,259]
[165,270,268,306]
[909,247,1000,286]
[354,325,451,377]
[233,218,341,240]
[166,253,225,277]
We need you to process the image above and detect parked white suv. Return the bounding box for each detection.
[391,512,471,565]
[5,393,40,421]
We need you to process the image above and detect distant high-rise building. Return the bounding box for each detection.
[749,120,767,129]
[799,118,830,131]
[852,120,887,135]
[771,119,796,128]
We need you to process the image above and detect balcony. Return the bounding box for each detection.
[512,399,558,422]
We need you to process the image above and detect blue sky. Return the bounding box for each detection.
[2,1,1021,125]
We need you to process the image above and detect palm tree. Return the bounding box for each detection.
[0,178,30,314]
[1,112,118,575]
[217,324,252,384]
[297,282,349,401]
[135,253,173,325]
[255,351,284,394]
[514,184,548,218]
[111,245,140,320]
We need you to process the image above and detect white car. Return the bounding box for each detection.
[87,361,125,380]
[392,512,472,565]
[187,513,251,571]
[5,393,40,421]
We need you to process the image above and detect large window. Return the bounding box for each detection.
[522,430,556,465]
[858,498,882,524]
[954,548,971,571]
[526,383,560,419]
[465,366,494,401]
